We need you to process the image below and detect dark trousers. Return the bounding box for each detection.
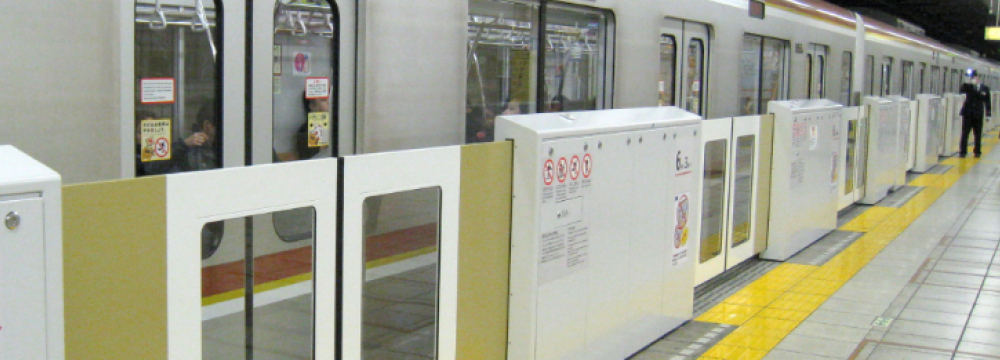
[960,116,984,156]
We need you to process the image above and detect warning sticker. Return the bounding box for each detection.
[292,51,312,76]
[140,119,172,162]
[672,192,691,266]
[305,77,330,99]
[569,156,581,180]
[809,125,819,150]
[307,112,330,147]
[543,159,555,186]
[557,157,568,183]
[582,153,592,178]
[140,78,175,104]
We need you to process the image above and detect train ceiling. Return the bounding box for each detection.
[826,0,1000,61]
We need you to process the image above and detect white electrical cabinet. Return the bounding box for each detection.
[760,100,841,261]
[497,107,701,360]
[859,97,896,205]
[0,146,63,360]
[886,96,911,190]
[914,95,943,173]
[942,93,966,156]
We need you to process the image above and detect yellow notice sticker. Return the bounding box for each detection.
[307,112,330,148]
[140,119,172,162]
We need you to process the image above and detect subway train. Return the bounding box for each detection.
[2,0,1000,358]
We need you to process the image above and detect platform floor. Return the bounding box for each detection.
[631,131,1000,360]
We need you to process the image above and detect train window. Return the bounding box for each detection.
[941,67,949,95]
[730,135,755,248]
[201,208,316,359]
[818,54,826,98]
[738,34,762,115]
[362,188,442,359]
[467,0,538,143]
[952,69,960,92]
[134,0,223,177]
[543,4,609,113]
[700,139,726,263]
[865,55,874,96]
[881,57,893,96]
[841,52,853,106]
[659,34,677,106]
[901,61,914,99]
[684,39,706,115]
[806,54,813,98]
[761,38,788,110]
[272,0,339,163]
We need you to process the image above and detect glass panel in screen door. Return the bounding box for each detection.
[272,0,338,163]
[845,119,857,194]
[466,0,538,143]
[700,139,726,263]
[684,39,705,115]
[362,188,442,359]
[730,136,755,248]
[134,0,222,177]
[201,208,317,360]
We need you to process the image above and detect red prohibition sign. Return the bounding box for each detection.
[543,159,555,185]
[582,153,593,178]
[569,156,581,180]
[557,157,568,183]
[154,137,170,157]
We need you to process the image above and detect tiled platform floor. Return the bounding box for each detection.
[632,131,1000,360]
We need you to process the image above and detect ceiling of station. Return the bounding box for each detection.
[825,0,999,61]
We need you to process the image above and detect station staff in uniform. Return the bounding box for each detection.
[959,70,992,157]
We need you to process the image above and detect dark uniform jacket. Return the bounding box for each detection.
[960,82,992,123]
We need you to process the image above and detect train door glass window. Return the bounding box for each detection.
[806,54,813,98]
[901,61,914,99]
[272,1,338,163]
[952,69,960,92]
[362,188,442,359]
[467,0,539,143]
[845,119,857,194]
[202,209,316,359]
[942,67,949,94]
[543,4,609,113]
[865,55,874,96]
[700,139,726,263]
[134,0,222,177]
[684,39,706,115]
[659,35,677,106]
[817,53,826,98]
[761,38,788,110]
[730,135,754,248]
[738,34,762,115]
[929,66,938,94]
[881,57,893,96]
[919,63,926,94]
[841,51,852,106]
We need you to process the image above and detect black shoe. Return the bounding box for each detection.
[975,153,982,158]
[959,153,968,157]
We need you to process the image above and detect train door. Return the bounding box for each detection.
[695,118,731,285]
[662,18,710,116]
[807,44,828,99]
[724,117,760,269]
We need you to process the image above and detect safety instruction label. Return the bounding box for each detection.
[140,119,171,162]
[307,112,330,147]
[140,78,175,104]
[790,158,805,189]
[305,77,330,99]
[538,211,589,284]
[672,192,691,266]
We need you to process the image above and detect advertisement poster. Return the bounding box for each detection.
[672,192,690,266]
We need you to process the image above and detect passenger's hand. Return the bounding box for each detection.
[185,132,208,147]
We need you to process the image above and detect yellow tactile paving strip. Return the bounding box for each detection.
[694,133,998,360]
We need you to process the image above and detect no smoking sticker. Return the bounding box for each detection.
[582,154,592,178]
[569,156,580,180]
[543,159,555,185]
[557,157,568,183]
